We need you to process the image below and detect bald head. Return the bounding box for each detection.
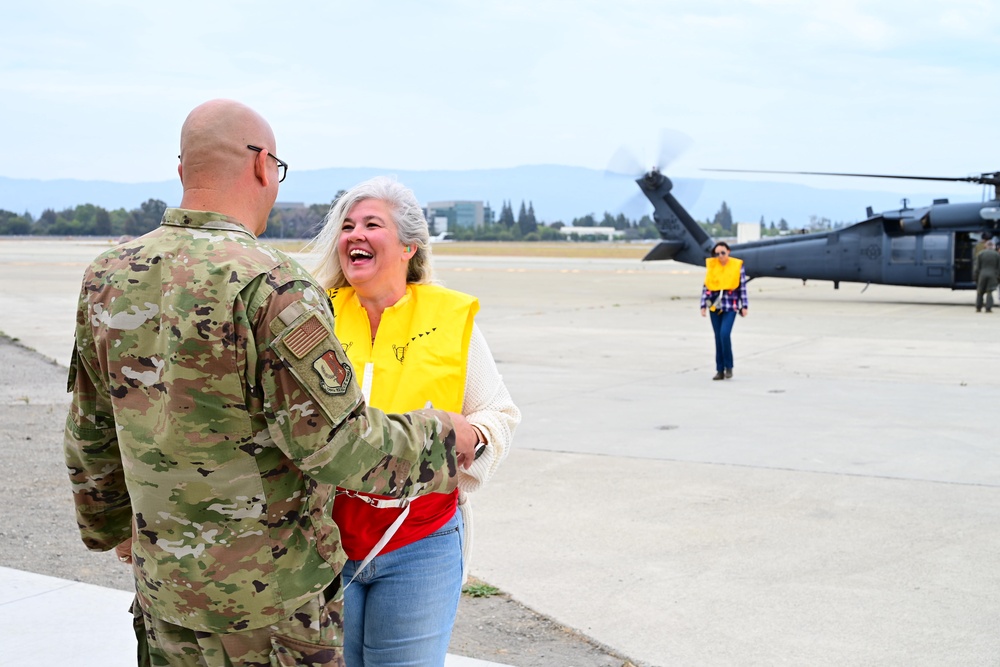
[177,99,280,234]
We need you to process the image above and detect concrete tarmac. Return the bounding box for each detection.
[2,237,999,666]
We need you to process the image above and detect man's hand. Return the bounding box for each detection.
[114,538,133,565]
[448,412,478,470]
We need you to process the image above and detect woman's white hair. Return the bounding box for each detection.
[310,176,433,290]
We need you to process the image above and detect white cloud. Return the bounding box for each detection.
[2,0,999,197]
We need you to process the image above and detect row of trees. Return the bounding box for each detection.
[493,200,539,236]
[262,203,335,239]
[0,200,168,237]
[441,213,662,242]
[0,197,657,241]
[0,199,337,239]
[705,201,845,237]
[0,197,841,240]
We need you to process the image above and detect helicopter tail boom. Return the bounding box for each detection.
[638,170,715,265]
[643,240,685,261]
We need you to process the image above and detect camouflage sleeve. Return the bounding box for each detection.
[63,305,132,552]
[247,274,459,498]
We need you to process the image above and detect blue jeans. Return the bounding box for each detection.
[709,309,737,372]
[341,510,464,667]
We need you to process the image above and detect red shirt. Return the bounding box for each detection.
[333,488,458,560]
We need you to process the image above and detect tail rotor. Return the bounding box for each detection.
[606,129,701,217]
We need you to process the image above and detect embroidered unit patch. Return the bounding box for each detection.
[313,350,353,395]
[284,315,327,359]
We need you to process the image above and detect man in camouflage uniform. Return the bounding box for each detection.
[64,99,478,667]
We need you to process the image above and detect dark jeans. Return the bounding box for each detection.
[709,310,737,372]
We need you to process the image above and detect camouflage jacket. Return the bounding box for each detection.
[64,209,459,633]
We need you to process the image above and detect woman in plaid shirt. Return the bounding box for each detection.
[700,241,749,380]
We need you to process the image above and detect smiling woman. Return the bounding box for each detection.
[336,198,414,318]
[308,176,521,667]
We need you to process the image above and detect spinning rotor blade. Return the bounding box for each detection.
[703,167,1000,186]
[606,129,695,178]
[657,129,693,174]
[615,190,652,219]
[607,130,700,217]
[670,177,704,208]
[613,174,704,218]
[606,146,647,178]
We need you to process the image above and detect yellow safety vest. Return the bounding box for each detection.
[704,257,743,291]
[327,284,479,413]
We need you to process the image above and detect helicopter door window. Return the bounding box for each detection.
[890,236,917,264]
[921,234,949,264]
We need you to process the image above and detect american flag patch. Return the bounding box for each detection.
[284,314,328,359]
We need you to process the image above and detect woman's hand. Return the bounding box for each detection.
[700,307,707,317]
[740,307,748,317]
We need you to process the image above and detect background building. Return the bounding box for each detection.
[737,221,761,244]
[425,200,484,232]
[558,226,624,241]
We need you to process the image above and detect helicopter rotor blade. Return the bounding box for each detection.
[702,167,1000,186]
[607,129,694,179]
[605,146,647,178]
[657,128,693,173]
[671,177,704,208]
[615,175,704,219]
[614,190,651,219]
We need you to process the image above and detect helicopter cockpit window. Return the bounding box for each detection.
[921,234,949,264]
[890,236,916,264]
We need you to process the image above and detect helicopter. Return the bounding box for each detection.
[639,167,1000,289]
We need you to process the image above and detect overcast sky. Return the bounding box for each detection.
[4,0,999,197]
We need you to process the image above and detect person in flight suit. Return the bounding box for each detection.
[974,240,1000,312]
[63,99,478,667]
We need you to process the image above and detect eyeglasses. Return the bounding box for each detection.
[177,146,289,183]
[247,145,288,183]
[714,250,728,257]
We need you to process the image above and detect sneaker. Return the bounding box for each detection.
[724,368,733,379]
[712,371,725,381]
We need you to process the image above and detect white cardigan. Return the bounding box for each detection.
[456,324,521,578]
[460,324,520,491]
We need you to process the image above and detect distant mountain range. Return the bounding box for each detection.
[0,165,983,228]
